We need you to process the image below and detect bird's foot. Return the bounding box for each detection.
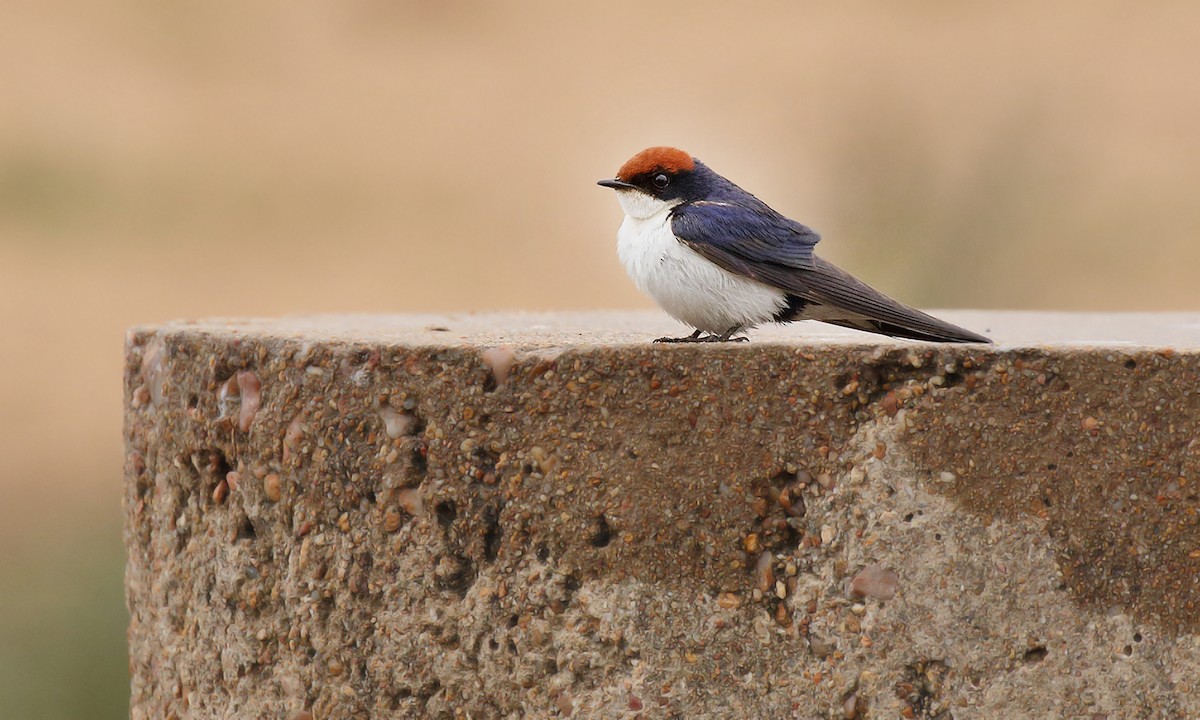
[655,329,708,343]
[653,329,748,343]
[716,326,749,342]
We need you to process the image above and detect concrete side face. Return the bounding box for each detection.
[123,326,1200,719]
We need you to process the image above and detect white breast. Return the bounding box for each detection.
[613,191,787,335]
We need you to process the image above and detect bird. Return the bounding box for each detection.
[598,146,991,344]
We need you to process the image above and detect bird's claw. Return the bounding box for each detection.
[653,331,748,343]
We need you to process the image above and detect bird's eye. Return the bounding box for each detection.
[653,174,670,189]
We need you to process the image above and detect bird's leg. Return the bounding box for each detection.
[653,329,707,344]
[716,326,749,342]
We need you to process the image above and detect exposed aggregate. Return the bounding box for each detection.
[124,319,1200,719]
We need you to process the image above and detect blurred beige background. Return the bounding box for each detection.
[2,1,1198,716]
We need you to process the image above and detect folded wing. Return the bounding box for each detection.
[671,202,990,343]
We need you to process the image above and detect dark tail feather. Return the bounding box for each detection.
[821,317,990,344]
[797,257,991,343]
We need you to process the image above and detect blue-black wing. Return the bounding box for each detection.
[671,201,991,343]
[670,200,820,273]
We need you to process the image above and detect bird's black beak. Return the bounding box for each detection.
[597,178,637,190]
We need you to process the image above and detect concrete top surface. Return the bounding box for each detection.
[139,310,1200,350]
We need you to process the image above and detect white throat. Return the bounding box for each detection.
[615,189,679,219]
[612,190,787,335]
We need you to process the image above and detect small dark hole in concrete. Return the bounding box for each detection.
[1133,632,1143,642]
[771,470,795,486]
[1066,450,1074,458]
[1023,646,1047,664]
[562,574,581,604]
[237,517,257,541]
[1124,358,1137,369]
[507,639,518,654]
[1046,463,1057,471]
[859,364,882,386]
[536,544,550,562]
[940,370,965,389]
[489,638,499,651]
[934,533,942,541]
[316,595,335,620]
[435,554,476,597]
[187,394,199,409]
[435,501,457,528]
[782,521,802,549]
[483,373,497,394]
[1042,495,1053,508]
[472,448,498,480]
[507,614,519,628]
[903,513,914,523]
[364,490,377,504]
[483,508,502,562]
[590,515,613,548]
[411,444,428,476]
[390,691,408,709]
[1123,644,1133,656]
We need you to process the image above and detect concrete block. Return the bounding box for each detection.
[123,312,1200,718]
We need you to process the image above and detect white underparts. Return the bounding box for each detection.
[613,190,788,335]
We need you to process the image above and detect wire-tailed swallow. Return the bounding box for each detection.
[598,146,991,344]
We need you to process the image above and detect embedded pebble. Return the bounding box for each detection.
[743,533,761,553]
[529,446,556,475]
[283,413,307,462]
[383,508,402,533]
[810,637,835,658]
[843,693,859,718]
[850,564,900,600]
[779,484,806,517]
[237,371,262,432]
[139,338,167,407]
[263,473,281,502]
[379,407,416,439]
[755,552,775,593]
[716,592,741,609]
[482,347,516,387]
[397,488,424,516]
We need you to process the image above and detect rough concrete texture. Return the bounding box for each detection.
[123,312,1200,719]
